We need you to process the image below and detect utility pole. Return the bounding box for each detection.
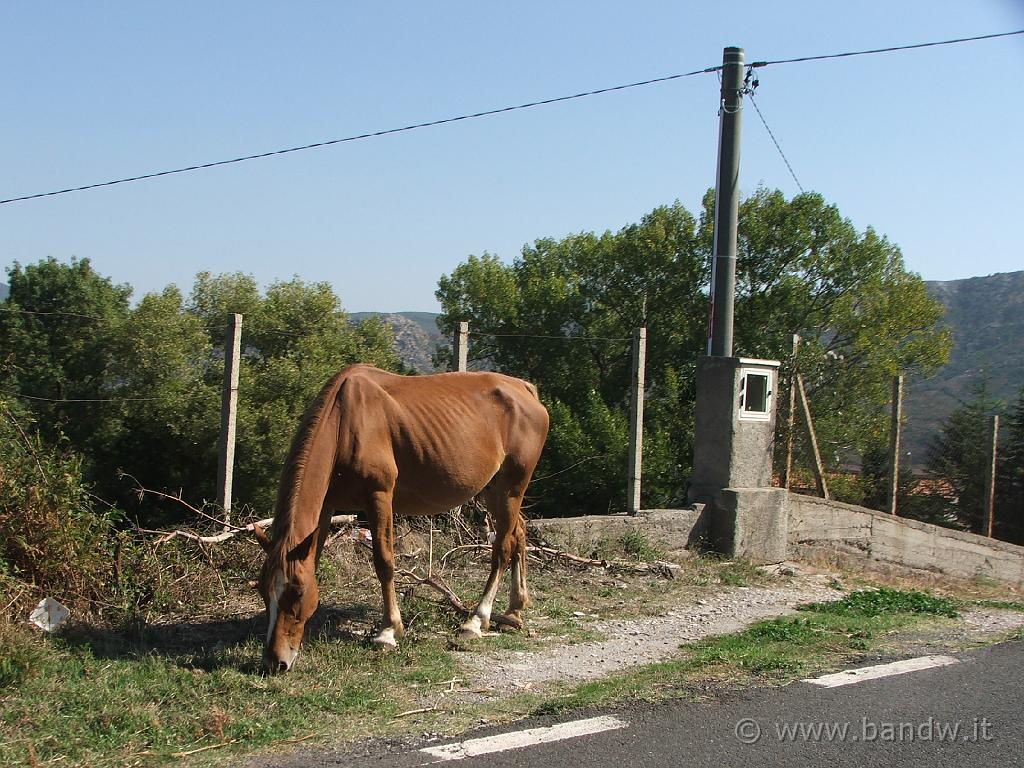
[217,313,242,528]
[707,46,746,357]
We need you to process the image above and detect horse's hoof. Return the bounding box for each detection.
[496,614,523,632]
[456,616,484,645]
[370,628,400,648]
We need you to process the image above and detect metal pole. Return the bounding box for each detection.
[217,313,242,527]
[887,374,904,515]
[985,414,1000,537]
[452,321,469,372]
[708,46,745,357]
[627,327,647,516]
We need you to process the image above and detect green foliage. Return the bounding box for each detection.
[436,190,949,516]
[922,379,1003,533]
[1,262,402,524]
[0,397,122,611]
[997,387,1024,543]
[799,588,958,618]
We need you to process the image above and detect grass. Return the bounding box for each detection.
[0,518,1004,768]
[516,588,960,717]
[0,622,459,767]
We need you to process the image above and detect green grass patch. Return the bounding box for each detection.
[523,588,957,717]
[0,623,457,767]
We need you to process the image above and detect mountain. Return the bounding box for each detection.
[0,282,8,301]
[350,312,443,373]
[904,270,1024,459]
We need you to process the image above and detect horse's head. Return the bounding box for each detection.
[254,525,319,674]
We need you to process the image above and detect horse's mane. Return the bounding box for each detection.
[268,368,348,562]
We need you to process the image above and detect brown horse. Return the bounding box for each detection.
[253,364,549,673]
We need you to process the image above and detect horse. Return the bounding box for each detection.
[252,363,549,673]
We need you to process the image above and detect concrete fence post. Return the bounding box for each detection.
[217,313,242,527]
[888,374,904,515]
[452,321,469,372]
[626,327,647,516]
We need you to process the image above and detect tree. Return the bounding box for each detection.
[1,261,402,525]
[436,190,950,517]
[0,258,131,466]
[996,387,1024,543]
[923,380,1003,533]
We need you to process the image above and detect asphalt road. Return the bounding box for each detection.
[249,640,1024,768]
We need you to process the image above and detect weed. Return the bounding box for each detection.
[801,588,957,618]
[620,529,660,562]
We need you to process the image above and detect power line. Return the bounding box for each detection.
[751,29,1023,69]
[0,67,716,207]
[3,390,163,403]
[748,92,805,194]
[2,28,1019,207]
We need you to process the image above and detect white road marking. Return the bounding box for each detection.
[802,655,960,688]
[420,715,628,762]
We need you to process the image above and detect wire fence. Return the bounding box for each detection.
[778,362,1023,545]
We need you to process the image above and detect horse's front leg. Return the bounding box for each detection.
[367,490,404,647]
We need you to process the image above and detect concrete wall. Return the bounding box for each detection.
[788,493,1024,587]
[529,508,709,557]
[528,494,1024,588]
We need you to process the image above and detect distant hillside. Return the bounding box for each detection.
[350,312,443,373]
[0,282,8,301]
[904,270,1024,458]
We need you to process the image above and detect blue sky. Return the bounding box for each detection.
[2,2,1022,312]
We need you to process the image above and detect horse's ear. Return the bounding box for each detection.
[252,524,273,553]
[288,528,318,562]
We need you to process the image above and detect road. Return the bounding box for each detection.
[260,639,1024,768]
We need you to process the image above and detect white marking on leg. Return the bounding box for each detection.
[420,715,628,762]
[461,615,483,637]
[373,627,398,647]
[802,655,959,688]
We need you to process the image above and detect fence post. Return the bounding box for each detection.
[452,321,469,373]
[217,313,242,527]
[626,327,647,516]
[796,374,830,500]
[782,333,800,489]
[887,374,904,515]
[985,414,1000,537]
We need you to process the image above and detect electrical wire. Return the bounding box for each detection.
[750,29,1023,69]
[748,92,805,194]
[0,67,715,206]
[1,28,1019,206]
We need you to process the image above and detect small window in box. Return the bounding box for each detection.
[739,369,772,421]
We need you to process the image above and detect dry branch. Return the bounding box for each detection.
[123,473,359,545]
[154,515,358,545]
[396,569,520,629]
[441,542,680,577]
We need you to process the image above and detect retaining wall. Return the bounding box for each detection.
[530,494,1024,588]
[788,493,1024,587]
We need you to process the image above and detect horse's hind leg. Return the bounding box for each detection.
[367,490,404,647]
[459,484,523,639]
[503,518,529,629]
